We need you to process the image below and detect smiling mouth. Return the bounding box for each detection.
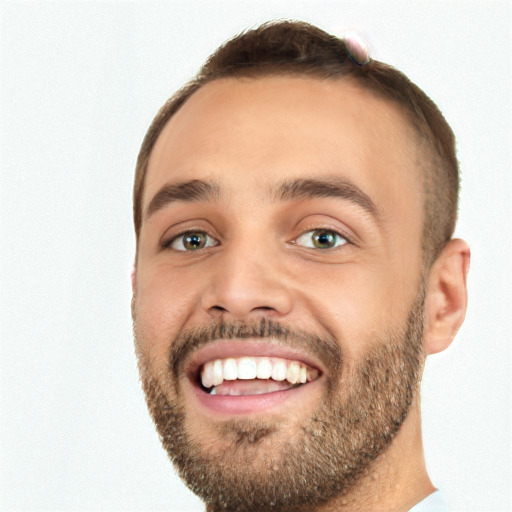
[199,356,320,396]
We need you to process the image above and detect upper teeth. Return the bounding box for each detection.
[200,356,319,389]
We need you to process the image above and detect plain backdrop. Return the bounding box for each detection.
[1,1,511,511]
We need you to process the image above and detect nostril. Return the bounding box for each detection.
[210,305,277,317]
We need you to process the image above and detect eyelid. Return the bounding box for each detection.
[293,211,357,239]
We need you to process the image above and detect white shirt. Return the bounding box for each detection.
[410,491,449,511]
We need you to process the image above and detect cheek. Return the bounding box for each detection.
[294,263,414,356]
[134,265,201,361]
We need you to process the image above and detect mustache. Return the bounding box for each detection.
[168,318,343,381]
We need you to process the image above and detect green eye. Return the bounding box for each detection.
[170,231,216,251]
[295,229,347,249]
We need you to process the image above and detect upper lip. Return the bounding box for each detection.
[185,339,325,382]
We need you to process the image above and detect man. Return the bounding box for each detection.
[131,20,470,512]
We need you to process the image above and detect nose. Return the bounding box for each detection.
[201,244,294,321]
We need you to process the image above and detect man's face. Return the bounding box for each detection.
[133,77,426,510]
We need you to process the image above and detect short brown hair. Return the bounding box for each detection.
[134,20,459,267]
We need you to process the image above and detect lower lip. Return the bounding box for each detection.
[192,380,319,416]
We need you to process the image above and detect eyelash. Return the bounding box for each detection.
[162,227,351,252]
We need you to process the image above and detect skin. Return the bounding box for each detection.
[132,76,470,511]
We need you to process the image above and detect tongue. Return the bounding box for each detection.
[211,379,296,396]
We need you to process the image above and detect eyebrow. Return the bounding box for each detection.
[145,179,220,220]
[275,177,381,221]
[144,176,381,223]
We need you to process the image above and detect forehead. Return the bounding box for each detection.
[144,76,423,224]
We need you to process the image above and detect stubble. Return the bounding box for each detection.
[135,289,425,512]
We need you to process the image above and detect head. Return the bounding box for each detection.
[132,21,470,511]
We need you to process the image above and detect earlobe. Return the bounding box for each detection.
[423,239,471,355]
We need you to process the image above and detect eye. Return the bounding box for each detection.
[294,229,347,249]
[167,231,217,251]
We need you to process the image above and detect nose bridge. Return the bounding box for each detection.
[202,232,293,319]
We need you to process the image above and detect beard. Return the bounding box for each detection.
[135,289,426,512]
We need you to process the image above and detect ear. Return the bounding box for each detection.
[131,265,137,294]
[131,265,137,320]
[423,238,471,354]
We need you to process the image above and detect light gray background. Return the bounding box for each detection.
[1,1,511,511]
